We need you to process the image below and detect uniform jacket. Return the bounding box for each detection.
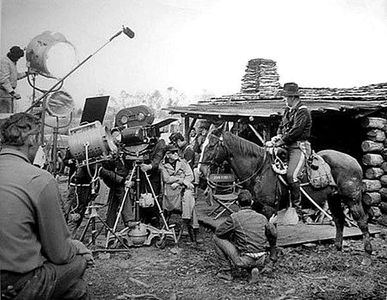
[277,101,312,145]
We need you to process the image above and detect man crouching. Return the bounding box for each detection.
[213,189,277,283]
[0,113,93,299]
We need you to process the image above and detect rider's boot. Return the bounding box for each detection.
[290,181,305,222]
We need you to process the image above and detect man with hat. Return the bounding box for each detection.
[0,46,28,113]
[159,143,200,245]
[169,132,196,170]
[272,82,312,222]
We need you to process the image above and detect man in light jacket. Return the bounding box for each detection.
[0,46,27,113]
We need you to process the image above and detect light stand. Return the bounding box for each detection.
[106,156,177,249]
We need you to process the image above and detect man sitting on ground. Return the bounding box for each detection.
[213,189,277,283]
[0,113,93,299]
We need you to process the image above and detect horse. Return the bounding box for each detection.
[199,127,372,265]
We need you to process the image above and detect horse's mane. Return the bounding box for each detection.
[223,131,265,158]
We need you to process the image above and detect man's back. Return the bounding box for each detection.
[0,148,75,273]
[216,208,268,254]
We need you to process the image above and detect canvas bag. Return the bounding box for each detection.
[307,152,335,189]
[139,187,155,208]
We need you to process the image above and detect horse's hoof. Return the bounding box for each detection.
[335,244,342,251]
[361,256,372,266]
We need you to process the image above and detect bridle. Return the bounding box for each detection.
[199,133,227,168]
[201,132,268,186]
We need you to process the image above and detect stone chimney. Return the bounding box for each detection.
[240,58,280,97]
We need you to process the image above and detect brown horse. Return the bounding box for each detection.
[199,127,372,265]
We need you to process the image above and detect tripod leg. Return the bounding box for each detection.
[79,216,93,242]
[143,171,169,229]
[87,225,106,248]
[91,215,96,245]
[97,215,131,250]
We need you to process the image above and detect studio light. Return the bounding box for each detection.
[26,31,76,79]
[68,121,117,164]
[46,90,74,117]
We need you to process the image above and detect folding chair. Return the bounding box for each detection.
[207,173,240,219]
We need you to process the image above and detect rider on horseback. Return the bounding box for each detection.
[272,82,312,222]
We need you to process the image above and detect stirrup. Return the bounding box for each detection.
[272,157,287,175]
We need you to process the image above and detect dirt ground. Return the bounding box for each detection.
[59,179,387,300]
[84,226,387,300]
[79,214,387,299]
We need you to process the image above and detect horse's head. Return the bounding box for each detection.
[198,127,229,179]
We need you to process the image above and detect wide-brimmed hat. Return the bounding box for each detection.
[282,82,299,97]
[165,144,179,153]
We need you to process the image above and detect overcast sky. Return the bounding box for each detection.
[2,0,387,109]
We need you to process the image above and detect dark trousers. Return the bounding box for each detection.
[106,186,134,229]
[0,97,13,113]
[67,185,96,238]
[1,255,89,300]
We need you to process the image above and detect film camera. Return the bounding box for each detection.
[114,105,176,161]
[113,105,158,160]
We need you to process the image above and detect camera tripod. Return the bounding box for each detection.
[106,157,177,249]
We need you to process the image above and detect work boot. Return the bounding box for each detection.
[216,270,233,281]
[194,228,204,245]
[249,267,260,284]
[187,224,195,244]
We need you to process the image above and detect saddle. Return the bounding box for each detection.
[268,146,336,189]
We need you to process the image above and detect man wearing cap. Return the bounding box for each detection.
[0,113,92,299]
[272,82,312,222]
[0,46,27,113]
[169,132,196,170]
[159,144,200,245]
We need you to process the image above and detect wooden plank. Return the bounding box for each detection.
[196,194,380,247]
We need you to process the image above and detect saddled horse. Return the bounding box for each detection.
[199,127,372,265]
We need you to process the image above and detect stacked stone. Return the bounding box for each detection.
[240,58,280,97]
[361,117,387,224]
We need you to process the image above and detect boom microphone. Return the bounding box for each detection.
[122,26,135,39]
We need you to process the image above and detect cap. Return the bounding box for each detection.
[165,144,179,152]
[169,132,184,142]
[282,82,299,97]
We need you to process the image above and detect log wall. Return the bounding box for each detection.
[361,116,387,224]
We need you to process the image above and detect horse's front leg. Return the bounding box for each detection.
[348,201,372,266]
[265,222,278,263]
[327,193,345,250]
